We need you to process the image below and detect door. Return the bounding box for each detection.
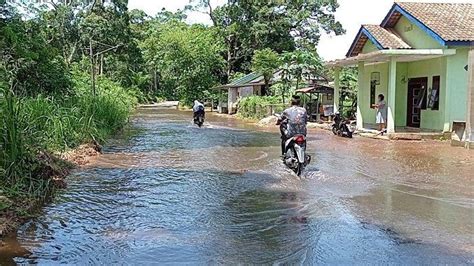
[407,77,428,128]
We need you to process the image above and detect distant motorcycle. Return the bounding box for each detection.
[332,113,355,138]
[275,114,311,176]
[194,112,205,128]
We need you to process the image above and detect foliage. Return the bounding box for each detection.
[141,20,225,105]
[339,67,358,118]
[192,0,344,79]
[281,50,323,88]
[238,96,285,120]
[0,1,139,203]
[251,48,281,95]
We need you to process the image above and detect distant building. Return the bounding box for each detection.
[213,72,268,114]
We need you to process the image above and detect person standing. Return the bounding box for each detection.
[372,94,387,133]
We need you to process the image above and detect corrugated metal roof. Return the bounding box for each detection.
[214,72,263,89]
[227,72,262,87]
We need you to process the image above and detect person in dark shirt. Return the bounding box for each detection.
[277,96,308,155]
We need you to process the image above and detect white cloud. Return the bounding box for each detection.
[128,0,225,24]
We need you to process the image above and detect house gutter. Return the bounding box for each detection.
[326,49,457,67]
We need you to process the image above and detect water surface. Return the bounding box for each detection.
[3,107,473,264]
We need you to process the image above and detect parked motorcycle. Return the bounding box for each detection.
[332,113,355,138]
[275,114,311,176]
[194,112,205,128]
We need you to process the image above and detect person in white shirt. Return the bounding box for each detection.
[372,94,387,134]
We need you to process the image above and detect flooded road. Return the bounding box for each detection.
[2,107,473,264]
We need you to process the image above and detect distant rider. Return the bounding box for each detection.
[193,100,205,122]
[277,95,308,155]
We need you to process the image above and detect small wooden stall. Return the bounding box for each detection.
[295,84,334,122]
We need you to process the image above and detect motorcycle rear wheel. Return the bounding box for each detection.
[295,162,303,176]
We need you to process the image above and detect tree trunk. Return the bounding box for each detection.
[153,68,158,93]
[226,40,232,82]
[282,85,286,104]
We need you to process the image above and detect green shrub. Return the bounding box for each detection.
[237,96,286,120]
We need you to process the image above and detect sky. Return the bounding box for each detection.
[127,0,472,61]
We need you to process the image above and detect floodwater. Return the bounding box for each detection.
[2,107,473,264]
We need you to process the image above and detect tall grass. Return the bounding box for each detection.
[0,75,137,199]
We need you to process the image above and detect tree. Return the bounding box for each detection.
[251,48,280,96]
[281,50,323,90]
[339,67,358,118]
[192,0,344,79]
[141,20,225,104]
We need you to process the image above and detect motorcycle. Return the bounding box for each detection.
[275,114,311,176]
[332,113,356,138]
[194,112,205,128]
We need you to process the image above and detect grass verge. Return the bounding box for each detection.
[0,75,138,237]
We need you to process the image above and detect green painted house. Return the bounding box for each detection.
[328,2,473,144]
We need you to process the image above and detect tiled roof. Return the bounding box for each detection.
[393,2,474,42]
[363,25,411,49]
[347,25,411,57]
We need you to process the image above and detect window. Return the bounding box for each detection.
[429,76,440,110]
[370,80,376,108]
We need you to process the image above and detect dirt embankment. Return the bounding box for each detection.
[0,142,102,238]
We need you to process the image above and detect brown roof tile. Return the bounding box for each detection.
[363,24,412,49]
[395,2,474,42]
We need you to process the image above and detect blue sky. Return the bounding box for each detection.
[127,0,471,61]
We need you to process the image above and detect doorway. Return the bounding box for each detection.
[407,77,427,128]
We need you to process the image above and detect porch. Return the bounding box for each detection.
[328,49,458,136]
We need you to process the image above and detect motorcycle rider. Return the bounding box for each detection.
[192,100,205,122]
[277,95,308,155]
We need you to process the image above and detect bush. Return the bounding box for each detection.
[238,96,286,120]
[0,73,137,197]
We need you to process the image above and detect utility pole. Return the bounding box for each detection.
[89,38,96,96]
[88,39,122,97]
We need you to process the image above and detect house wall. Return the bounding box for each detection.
[228,87,238,114]
[394,16,444,49]
[359,62,389,127]
[406,57,445,130]
[445,48,469,129]
[253,85,262,96]
[362,41,378,53]
[394,62,408,127]
[359,56,456,131]
[320,94,333,105]
[239,86,254,98]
